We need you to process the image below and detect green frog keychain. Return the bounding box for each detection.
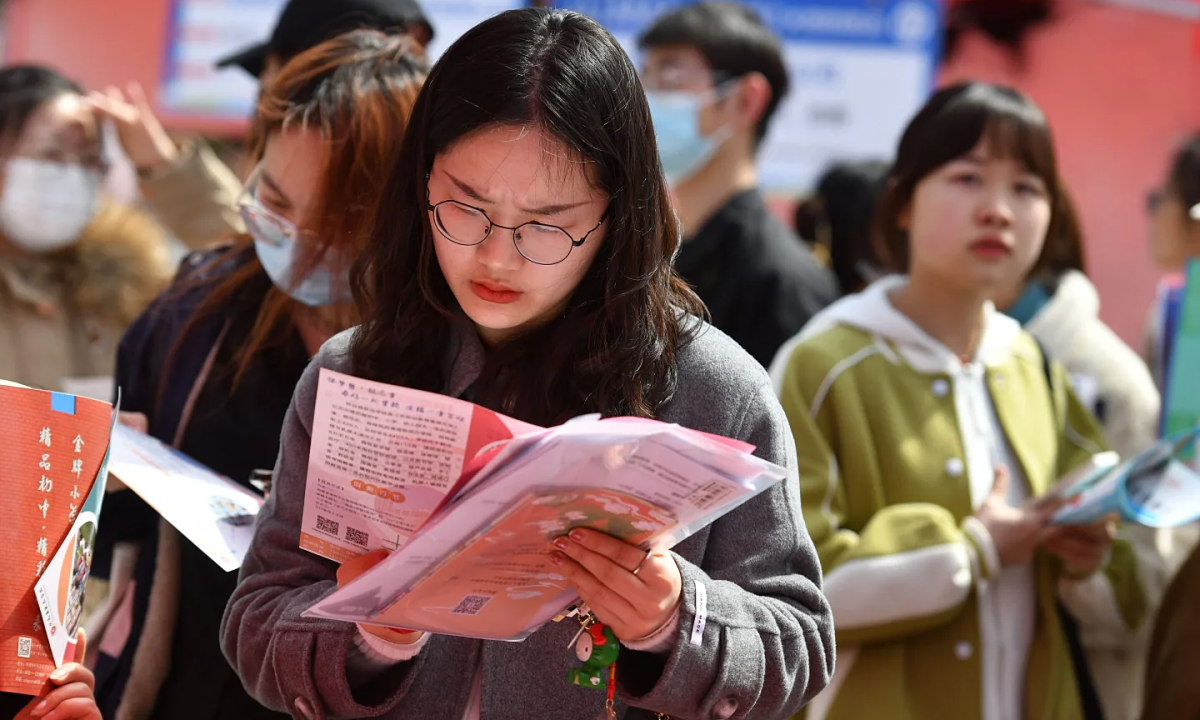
[567,604,620,719]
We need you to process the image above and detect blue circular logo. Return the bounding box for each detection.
[889,1,938,47]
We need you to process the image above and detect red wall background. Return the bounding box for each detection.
[940,0,1200,348]
[4,0,1199,345]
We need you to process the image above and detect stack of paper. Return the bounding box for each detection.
[107,425,265,572]
[1051,429,1200,528]
[301,369,790,641]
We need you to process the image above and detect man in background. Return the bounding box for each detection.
[640,1,838,367]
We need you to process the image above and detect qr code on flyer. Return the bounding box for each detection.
[345,526,369,548]
[686,481,735,512]
[316,515,340,536]
[451,594,492,616]
[17,637,31,659]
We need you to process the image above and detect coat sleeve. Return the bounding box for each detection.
[220,343,422,719]
[139,141,245,249]
[778,341,994,647]
[1140,542,1200,720]
[1049,360,1149,635]
[618,373,835,719]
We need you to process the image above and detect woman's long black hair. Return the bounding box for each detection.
[349,7,704,426]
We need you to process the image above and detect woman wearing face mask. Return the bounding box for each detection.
[634,2,837,368]
[222,8,835,720]
[775,83,1147,720]
[0,64,173,395]
[89,32,427,720]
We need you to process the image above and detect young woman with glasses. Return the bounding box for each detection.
[222,8,834,720]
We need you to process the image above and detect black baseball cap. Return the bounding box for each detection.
[216,0,434,77]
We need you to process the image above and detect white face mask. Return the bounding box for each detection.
[0,158,100,253]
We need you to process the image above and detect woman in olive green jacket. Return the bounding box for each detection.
[774,83,1147,720]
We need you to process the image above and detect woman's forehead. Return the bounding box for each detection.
[437,125,601,203]
[15,94,96,153]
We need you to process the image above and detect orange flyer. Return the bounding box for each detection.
[371,489,673,638]
[0,384,113,695]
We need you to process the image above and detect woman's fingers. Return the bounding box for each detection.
[39,695,101,720]
[336,548,389,587]
[561,528,650,573]
[551,550,639,632]
[73,629,88,664]
[28,682,94,719]
[117,412,149,434]
[552,533,646,596]
[48,664,94,692]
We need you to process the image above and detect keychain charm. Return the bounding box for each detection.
[567,620,619,689]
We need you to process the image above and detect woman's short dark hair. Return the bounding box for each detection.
[0,65,83,148]
[873,81,1066,273]
[796,160,890,293]
[350,7,704,426]
[1166,133,1200,215]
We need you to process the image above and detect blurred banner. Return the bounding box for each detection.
[557,0,943,192]
[159,0,287,121]
[158,0,525,123]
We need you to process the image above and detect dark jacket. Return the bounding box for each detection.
[93,245,297,720]
[675,189,839,367]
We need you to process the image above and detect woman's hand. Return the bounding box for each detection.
[87,83,179,173]
[19,630,100,720]
[1042,518,1116,579]
[974,466,1062,568]
[117,412,148,434]
[337,549,421,644]
[550,528,682,641]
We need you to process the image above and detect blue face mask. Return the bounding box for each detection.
[239,200,352,308]
[646,89,730,184]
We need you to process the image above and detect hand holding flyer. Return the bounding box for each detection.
[1051,429,1200,528]
[300,372,791,641]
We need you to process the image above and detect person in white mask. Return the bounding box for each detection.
[0,64,173,394]
[638,1,837,367]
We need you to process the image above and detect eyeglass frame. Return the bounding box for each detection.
[424,176,607,266]
[235,165,311,247]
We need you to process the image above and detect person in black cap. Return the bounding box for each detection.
[217,0,433,82]
[90,0,433,250]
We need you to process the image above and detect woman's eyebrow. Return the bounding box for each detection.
[445,171,589,216]
[260,170,293,206]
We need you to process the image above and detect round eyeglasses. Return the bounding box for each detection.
[426,195,606,266]
[236,168,304,248]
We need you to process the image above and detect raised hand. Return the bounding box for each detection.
[87,83,178,173]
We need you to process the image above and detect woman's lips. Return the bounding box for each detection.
[969,237,1012,259]
[470,280,522,304]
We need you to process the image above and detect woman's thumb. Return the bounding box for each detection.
[74,627,87,662]
[990,465,1010,496]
